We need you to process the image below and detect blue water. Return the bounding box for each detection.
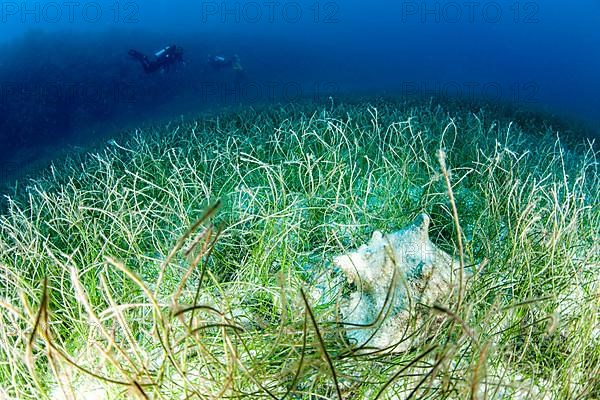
[1,1,599,183]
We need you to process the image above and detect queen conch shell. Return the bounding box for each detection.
[333,214,463,352]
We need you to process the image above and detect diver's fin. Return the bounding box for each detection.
[128,49,145,61]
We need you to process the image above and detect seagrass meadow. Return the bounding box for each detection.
[0,99,598,399]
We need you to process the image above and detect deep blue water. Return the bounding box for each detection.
[1,1,599,184]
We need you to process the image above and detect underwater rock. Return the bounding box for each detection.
[334,214,462,352]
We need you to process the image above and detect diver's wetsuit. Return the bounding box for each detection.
[129,45,184,73]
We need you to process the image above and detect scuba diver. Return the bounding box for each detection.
[128,44,184,74]
[207,54,245,85]
[207,54,243,72]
